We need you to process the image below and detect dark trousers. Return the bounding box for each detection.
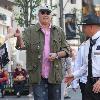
[32,78,61,100]
[80,78,100,100]
[0,83,5,90]
[79,82,87,100]
[85,81,100,100]
[13,80,26,94]
[0,82,5,95]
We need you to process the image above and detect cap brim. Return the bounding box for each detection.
[77,23,100,25]
[39,9,51,13]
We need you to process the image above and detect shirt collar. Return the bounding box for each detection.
[35,23,56,31]
[92,31,100,40]
[39,22,51,29]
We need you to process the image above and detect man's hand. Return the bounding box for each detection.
[48,53,57,61]
[93,80,100,93]
[64,74,74,85]
[14,28,25,48]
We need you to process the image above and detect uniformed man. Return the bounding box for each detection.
[13,5,71,100]
[65,12,100,100]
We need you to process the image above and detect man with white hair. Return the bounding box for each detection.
[13,62,27,97]
[14,4,71,100]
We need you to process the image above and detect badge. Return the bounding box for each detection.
[96,45,100,50]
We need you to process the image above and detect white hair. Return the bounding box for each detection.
[16,61,23,67]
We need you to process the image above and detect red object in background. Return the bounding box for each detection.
[16,28,20,33]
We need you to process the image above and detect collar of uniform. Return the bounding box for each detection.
[35,23,56,31]
[92,31,100,40]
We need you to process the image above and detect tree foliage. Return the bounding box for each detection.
[14,0,41,27]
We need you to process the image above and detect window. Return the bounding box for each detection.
[93,0,100,5]
[82,0,100,16]
[65,14,76,39]
[0,13,6,20]
[71,0,76,4]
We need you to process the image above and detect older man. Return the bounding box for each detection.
[65,12,100,100]
[14,5,71,100]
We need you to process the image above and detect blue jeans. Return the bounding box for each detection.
[33,78,61,100]
[0,83,5,90]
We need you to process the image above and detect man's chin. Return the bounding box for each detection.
[42,21,50,25]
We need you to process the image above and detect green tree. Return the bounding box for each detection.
[15,0,41,27]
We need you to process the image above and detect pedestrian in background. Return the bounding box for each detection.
[0,27,17,68]
[13,62,27,98]
[61,57,72,100]
[0,28,15,98]
[13,4,71,100]
[0,65,8,98]
[65,12,100,100]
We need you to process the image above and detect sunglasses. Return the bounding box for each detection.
[40,11,51,15]
[16,64,21,66]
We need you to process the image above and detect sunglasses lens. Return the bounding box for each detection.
[41,11,50,15]
[41,11,45,15]
[46,11,50,15]
[17,64,20,66]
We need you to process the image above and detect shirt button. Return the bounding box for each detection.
[56,65,59,68]
[38,55,41,59]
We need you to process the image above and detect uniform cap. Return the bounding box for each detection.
[78,12,100,25]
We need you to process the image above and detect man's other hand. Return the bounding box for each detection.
[64,74,74,85]
[93,80,100,93]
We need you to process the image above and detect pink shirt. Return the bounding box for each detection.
[41,25,51,78]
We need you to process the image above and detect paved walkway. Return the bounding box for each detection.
[0,85,82,100]
[0,89,81,100]
[0,96,34,100]
[65,88,82,100]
